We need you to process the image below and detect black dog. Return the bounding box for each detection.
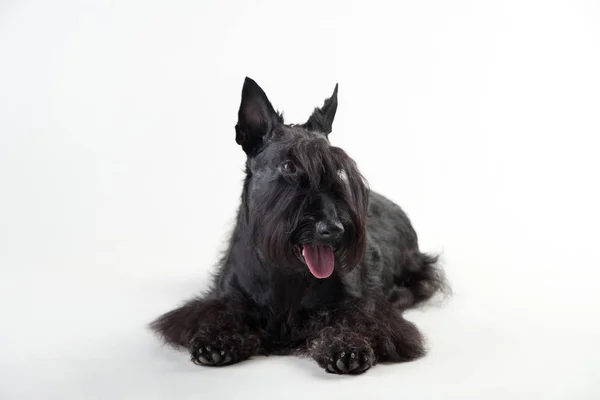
[150,77,448,374]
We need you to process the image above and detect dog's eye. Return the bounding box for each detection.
[279,161,296,174]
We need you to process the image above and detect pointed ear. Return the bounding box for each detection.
[235,77,282,156]
[301,83,338,135]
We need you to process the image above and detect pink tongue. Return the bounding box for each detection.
[302,245,335,279]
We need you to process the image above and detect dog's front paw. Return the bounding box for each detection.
[190,341,236,366]
[189,332,260,367]
[324,347,375,375]
[310,327,376,375]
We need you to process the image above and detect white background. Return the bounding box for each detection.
[1,0,599,399]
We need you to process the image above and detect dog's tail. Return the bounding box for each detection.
[391,251,450,310]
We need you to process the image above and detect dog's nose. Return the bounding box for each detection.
[316,220,344,241]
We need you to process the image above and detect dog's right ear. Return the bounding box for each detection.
[235,77,282,156]
[300,83,338,135]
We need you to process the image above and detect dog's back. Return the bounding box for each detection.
[366,191,447,310]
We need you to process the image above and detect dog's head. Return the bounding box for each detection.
[235,77,369,278]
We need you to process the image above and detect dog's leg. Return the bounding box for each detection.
[308,303,425,374]
[369,306,427,363]
[150,297,261,367]
[309,322,376,375]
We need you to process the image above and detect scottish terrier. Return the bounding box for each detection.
[150,77,448,374]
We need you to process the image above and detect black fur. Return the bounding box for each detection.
[150,77,449,374]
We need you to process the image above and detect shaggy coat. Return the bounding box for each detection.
[150,78,448,374]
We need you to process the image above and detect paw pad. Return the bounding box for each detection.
[325,348,374,375]
[190,338,237,367]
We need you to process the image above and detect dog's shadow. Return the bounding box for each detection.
[150,339,397,380]
[259,355,381,380]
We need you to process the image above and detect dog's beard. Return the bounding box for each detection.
[251,198,367,277]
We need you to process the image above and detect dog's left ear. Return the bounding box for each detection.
[235,77,283,156]
[301,84,338,135]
